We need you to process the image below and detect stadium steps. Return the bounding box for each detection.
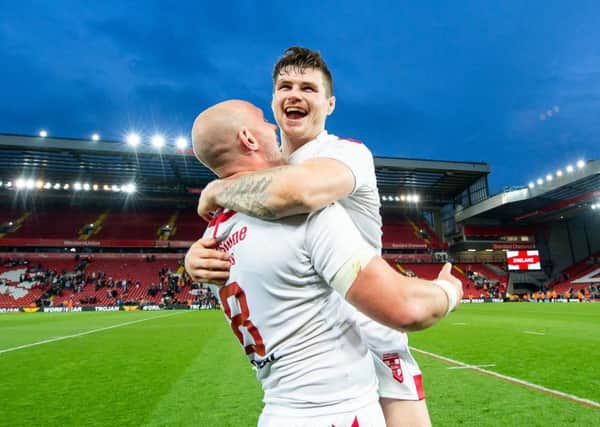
[158,212,179,240]
[408,218,432,246]
[0,212,31,239]
[79,212,108,240]
[484,263,507,278]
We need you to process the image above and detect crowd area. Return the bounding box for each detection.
[2,253,599,307]
[464,268,506,299]
[515,285,600,302]
[0,256,218,309]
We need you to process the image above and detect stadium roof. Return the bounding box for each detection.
[0,133,489,208]
[455,159,600,225]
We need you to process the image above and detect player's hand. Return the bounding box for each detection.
[437,262,464,307]
[197,180,222,223]
[184,238,231,286]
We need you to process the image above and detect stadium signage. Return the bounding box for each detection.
[42,307,82,313]
[492,243,536,250]
[142,305,161,311]
[0,308,21,313]
[506,250,541,271]
[390,243,428,249]
[94,306,120,312]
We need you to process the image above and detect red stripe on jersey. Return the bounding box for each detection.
[340,137,363,144]
[209,209,237,238]
[331,417,359,427]
[414,374,426,400]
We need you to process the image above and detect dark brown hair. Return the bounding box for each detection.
[272,46,334,96]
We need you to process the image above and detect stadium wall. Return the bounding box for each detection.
[541,212,600,274]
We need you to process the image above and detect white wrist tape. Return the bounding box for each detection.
[330,248,376,298]
[433,279,459,314]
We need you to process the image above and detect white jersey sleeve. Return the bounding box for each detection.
[312,139,376,193]
[288,132,383,252]
[305,203,376,287]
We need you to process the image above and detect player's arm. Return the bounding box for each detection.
[307,205,461,332]
[197,158,354,221]
[338,257,462,332]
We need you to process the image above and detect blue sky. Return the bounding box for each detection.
[1,1,599,193]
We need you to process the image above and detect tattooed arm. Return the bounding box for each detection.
[198,158,355,220]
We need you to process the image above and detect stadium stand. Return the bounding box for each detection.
[548,252,600,294]
[1,134,598,308]
[0,254,217,309]
[3,209,98,239]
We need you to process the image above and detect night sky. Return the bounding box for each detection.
[2,1,599,193]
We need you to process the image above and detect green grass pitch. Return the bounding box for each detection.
[1,303,599,426]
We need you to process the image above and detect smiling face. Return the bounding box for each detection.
[271,66,336,150]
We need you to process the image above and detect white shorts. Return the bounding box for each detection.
[258,401,386,427]
[355,311,426,400]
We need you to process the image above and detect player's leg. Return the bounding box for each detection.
[380,398,432,427]
[352,308,432,427]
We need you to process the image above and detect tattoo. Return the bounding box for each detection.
[217,174,278,220]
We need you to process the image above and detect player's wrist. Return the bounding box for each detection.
[432,279,460,314]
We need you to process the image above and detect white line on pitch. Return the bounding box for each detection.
[410,346,600,409]
[0,311,184,355]
[523,331,545,335]
[452,322,468,325]
[448,363,496,370]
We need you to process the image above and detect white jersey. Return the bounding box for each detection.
[288,131,383,253]
[203,204,379,417]
[288,130,422,399]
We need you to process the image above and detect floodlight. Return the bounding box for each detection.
[123,183,136,193]
[151,134,165,148]
[126,133,141,146]
[528,182,535,189]
[91,133,100,141]
[175,137,188,150]
[566,165,574,173]
[576,160,585,169]
[39,130,48,138]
